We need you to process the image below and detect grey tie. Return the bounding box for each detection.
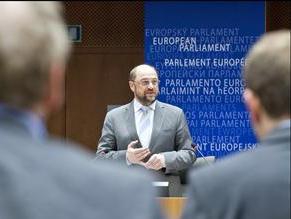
[138,106,151,147]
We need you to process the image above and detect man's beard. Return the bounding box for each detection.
[136,92,157,106]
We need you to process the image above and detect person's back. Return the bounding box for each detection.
[0,123,161,219]
[0,2,162,219]
[182,126,290,219]
[182,30,290,219]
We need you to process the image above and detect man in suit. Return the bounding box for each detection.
[0,2,162,219]
[97,64,196,195]
[182,30,290,219]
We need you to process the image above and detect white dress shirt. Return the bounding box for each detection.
[126,99,165,168]
[134,99,156,147]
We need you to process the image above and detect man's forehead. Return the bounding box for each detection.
[138,74,158,79]
[136,70,158,80]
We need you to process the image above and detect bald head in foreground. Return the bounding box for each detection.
[182,30,290,219]
[0,2,162,219]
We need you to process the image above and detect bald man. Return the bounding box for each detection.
[97,64,196,195]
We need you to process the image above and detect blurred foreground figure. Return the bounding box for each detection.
[182,30,290,219]
[0,2,162,219]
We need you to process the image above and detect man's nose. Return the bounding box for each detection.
[147,83,154,89]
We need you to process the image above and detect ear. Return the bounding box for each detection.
[129,80,135,93]
[243,88,261,125]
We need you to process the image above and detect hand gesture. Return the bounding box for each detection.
[144,154,165,170]
[126,140,151,165]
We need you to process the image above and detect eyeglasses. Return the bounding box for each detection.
[132,79,160,87]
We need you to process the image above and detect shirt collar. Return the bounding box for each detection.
[269,119,291,134]
[0,103,47,140]
[276,119,291,129]
[133,99,156,113]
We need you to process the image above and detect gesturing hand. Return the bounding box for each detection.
[144,154,165,170]
[126,140,151,165]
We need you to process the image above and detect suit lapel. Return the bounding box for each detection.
[125,101,141,147]
[149,101,165,150]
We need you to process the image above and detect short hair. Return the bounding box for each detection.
[243,30,290,118]
[0,2,71,109]
[129,64,158,81]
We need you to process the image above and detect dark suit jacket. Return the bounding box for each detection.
[182,122,290,219]
[0,114,163,219]
[97,100,196,174]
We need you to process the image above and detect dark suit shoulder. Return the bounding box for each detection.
[0,132,158,219]
[189,143,289,193]
[48,136,156,188]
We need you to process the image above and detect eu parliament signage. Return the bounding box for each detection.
[145,2,265,158]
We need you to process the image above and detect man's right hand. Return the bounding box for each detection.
[126,140,151,165]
